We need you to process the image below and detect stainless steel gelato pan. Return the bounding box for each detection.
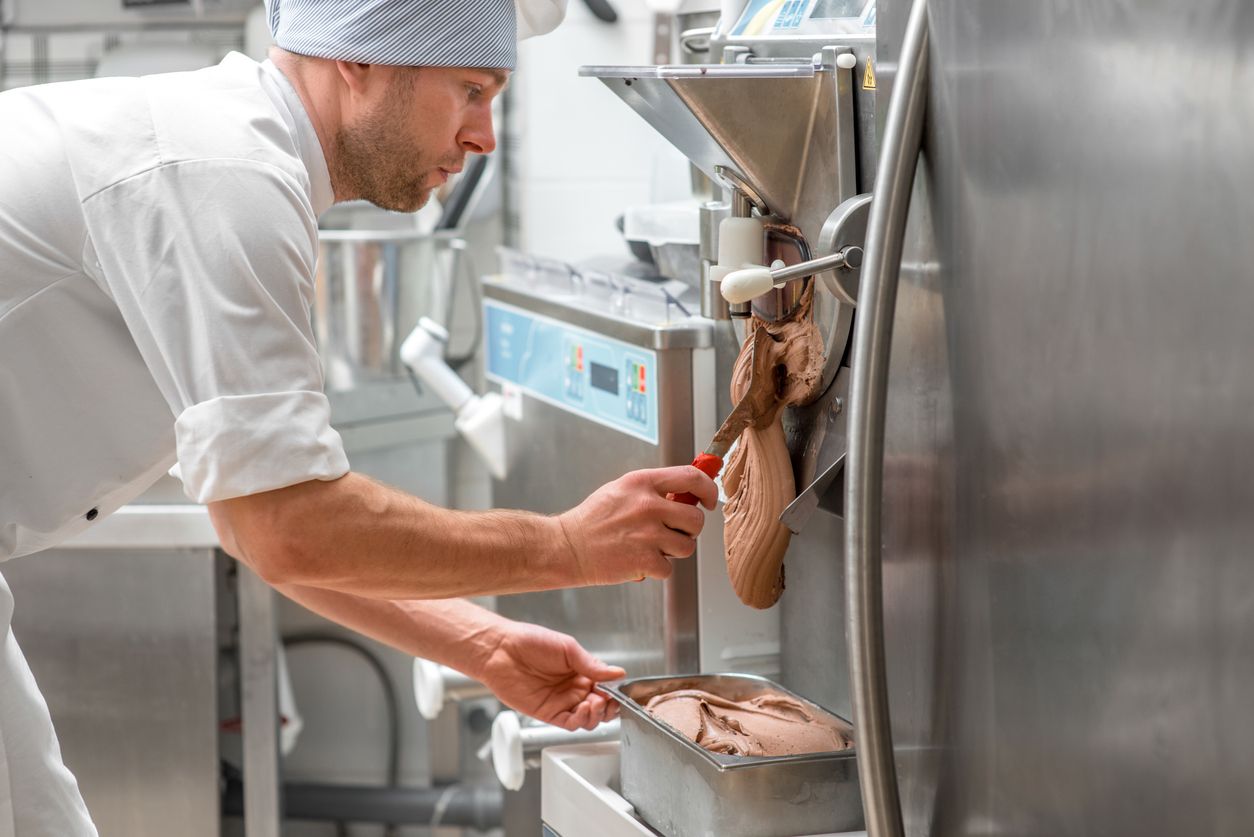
[598,673,864,837]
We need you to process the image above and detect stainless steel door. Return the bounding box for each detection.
[868,1,1254,834]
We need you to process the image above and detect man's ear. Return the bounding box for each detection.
[334,60,377,99]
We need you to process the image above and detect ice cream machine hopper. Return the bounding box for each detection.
[580,52,859,246]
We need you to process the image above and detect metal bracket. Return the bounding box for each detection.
[816,193,872,306]
[781,452,846,534]
[714,165,770,216]
[780,365,851,533]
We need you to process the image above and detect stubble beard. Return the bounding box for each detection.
[332,86,445,213]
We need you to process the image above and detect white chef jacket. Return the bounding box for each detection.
[0,53,351,834]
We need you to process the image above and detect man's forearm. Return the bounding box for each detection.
[210,464,716,601]
[211,472,580,599]
[274,582,508,681]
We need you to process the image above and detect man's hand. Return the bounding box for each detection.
[272,588,623,730]
[478,622,625,731]
[557,466,718,586]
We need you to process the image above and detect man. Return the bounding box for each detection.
[0,0,718,833]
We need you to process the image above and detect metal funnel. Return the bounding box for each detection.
[580,61,856,242]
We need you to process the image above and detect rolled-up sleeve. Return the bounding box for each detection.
[82,158,349,503]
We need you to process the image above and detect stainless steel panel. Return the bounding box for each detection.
[4,548,220,837]
[781,506,853,719]
[315,230,443,388]
[482,281,712,350]
[874,1,1254,835]
[706,37,879,194]
[238,565,280,837]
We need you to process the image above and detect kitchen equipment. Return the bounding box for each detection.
[842,1,1254,835]
[581,1,880,724]
[489,712,621,791]
[541,741,864,837]
[315,158,494,392]
[314,227,447,390]
[484,248,777,678]
[400,316,508,480]
[600,673,864,837]
[483,246,784,832]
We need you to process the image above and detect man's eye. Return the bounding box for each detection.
[466,84,484,101]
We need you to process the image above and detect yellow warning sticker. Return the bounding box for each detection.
[862,57,877,90]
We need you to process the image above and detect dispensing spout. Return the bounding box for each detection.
[401,318,508,480]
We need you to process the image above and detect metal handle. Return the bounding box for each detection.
[719,247,865,305]
[845,0,930,836]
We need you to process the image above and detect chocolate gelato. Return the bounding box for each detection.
[644,688,852,757]
[723,285,826,609]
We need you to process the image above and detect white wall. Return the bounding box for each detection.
[508,0,692,264]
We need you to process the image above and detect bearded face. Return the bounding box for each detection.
[333,71,466,213]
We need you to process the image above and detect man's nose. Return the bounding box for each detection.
[459,110,497,155]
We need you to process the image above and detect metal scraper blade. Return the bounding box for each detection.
[780,453,846,534]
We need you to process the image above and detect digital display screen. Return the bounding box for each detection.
[590,361,618,394]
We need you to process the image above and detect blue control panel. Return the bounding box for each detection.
[484,299,659,445]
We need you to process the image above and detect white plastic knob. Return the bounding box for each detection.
[412,658,445,721]
[836,52,857,70]
[490,711,526,791]
[720,266,776,304]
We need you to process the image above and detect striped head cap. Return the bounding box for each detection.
[266,0,567,71]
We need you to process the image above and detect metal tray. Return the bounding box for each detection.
[598,673,864,837]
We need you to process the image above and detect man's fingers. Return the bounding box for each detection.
[659,500,705,537]
[647,466,718,510]
[577,691,612,730]
[658,525,697,559]
[565,701,592,731]
[566,640,626,682]
[584,690,609,719]
[642,554,674,580]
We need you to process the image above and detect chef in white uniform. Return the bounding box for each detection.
[0,0,718,833]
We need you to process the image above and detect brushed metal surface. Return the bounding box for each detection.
[314,230,442,386]
[238,565,280,837]
[581,59,857,244]
[4,548,220,837]
[482,281,713,350]
[872,1,1254,835]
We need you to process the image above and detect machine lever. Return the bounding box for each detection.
[721,246,864,304]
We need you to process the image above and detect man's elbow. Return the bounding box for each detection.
[241,528,316,587]
[208,496,319,587]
